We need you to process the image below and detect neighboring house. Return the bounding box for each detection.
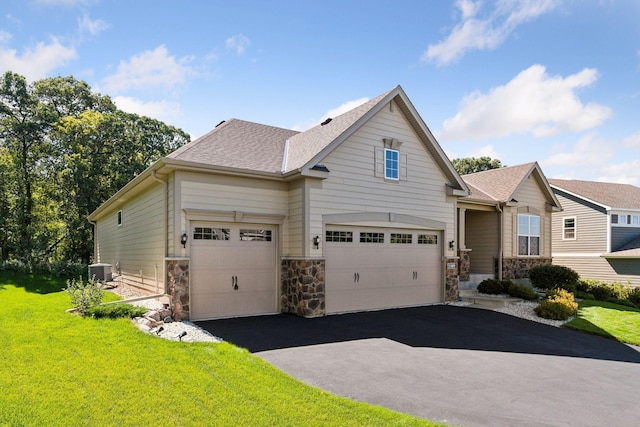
[89,85,470,320]
[549,179,640,287]
[457,163,562,288]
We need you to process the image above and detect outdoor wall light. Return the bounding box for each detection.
[449,240,455,250]
[313,235,321,249]
[181,233,188,248]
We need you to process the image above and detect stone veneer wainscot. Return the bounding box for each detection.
[502,257,552,280]
[166,258,189,321]
[445,257,459,302]
[281,258,325,317]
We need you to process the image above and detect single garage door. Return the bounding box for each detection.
[190,223,277,320]
[325,226,442,314]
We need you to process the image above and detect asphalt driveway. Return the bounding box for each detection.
[196,305,640,427]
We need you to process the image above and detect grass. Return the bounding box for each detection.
[564,299,640,346]
[0,272,442,427]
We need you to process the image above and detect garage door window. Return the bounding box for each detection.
[240,229,272,241]
[360,232,384,243]
[418,234,438,244]
[391,233,412,244]
[326,230,353,242]
[194,227,230,240]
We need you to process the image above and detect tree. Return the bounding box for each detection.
[0,71,190,265]
[0,72,51,263]
[452,156,504,175]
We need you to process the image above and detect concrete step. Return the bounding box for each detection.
[459,290,523,308]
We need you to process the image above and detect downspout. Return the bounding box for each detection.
[152,170,168,295]
[495,203,503,281]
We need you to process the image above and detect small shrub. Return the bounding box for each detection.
[528,265,579,292]
[575,291,595,300]
[500,280,514,293]
[87,303,147,319]
[535,289,578,321]
[629,288,640,308]
[507,283,538,300]
[589,283,613,301]
[65,276,104,314]
[477,279,505,295]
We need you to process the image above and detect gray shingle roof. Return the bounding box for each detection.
[168,119,299,173]
[163,85,467,192]
[549,179,640,210]
[461,162,538,203]
[284,89,393,172]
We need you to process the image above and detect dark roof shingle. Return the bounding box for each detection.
[168,119,299,173]
[549,179,640,209]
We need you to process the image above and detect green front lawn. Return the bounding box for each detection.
[564,300,640,346]
[0,273,440,426]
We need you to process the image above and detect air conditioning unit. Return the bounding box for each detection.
[89,263,113,282]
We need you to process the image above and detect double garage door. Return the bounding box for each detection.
[325,226,442,314]
[190,222,443,320]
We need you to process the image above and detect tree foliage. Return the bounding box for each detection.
[452,156,504,175]
[0,71,190,265]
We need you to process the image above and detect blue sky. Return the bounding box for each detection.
[2,0,640,184]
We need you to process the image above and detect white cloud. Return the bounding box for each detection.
[102,45,193,93]
[78,13,109,37]
[467,144,502,159]
[597,160,640,185]
[225,34,251,55]
[113,96,181,124]
[291,97,369,131]
[439,64,612,142]
[423,0,560,66]
[542,133,614,167]
[623,131,640,148]
[0,38,76,81]
[0,30,12,44]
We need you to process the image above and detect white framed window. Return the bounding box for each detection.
[117,210,122,227]
[325,230,353,242]
[240,229,272,241]
[612,214,640,227]
[390,233,412,244]
[193,227,230,240]
[518,214,540,256]
[562,217,576,240]
[418,234,438,245]
[384,149,399,180]
[360,232,384,243]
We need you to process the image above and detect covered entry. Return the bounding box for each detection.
[324,225,442,313]
[190,222,277,320]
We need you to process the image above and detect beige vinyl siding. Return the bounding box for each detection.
[506,175,553,257]
[465,211,499,274]
[552,193,608,254]
[95,182,166,293]
[177,171,289,252]
[287,180,304,256]
[309,103,456,255]
[553,256,640,287]
[166,173,175,257]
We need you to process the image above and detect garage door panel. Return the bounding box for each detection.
[191,223,276,320]
[325,226,442,314]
